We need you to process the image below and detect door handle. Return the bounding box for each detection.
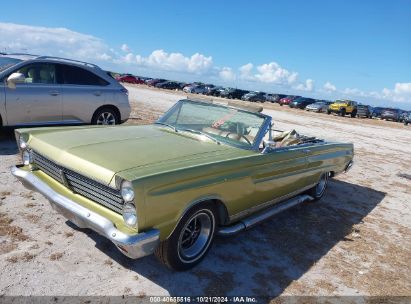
[49,91,60,96]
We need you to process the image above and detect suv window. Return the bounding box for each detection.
[16,63,56,84]
[58,64,109,86]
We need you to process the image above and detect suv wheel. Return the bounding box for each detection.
[339,108,346,116]
[155,203,217,271]
[351,110,357,118]
[92,108,119,125]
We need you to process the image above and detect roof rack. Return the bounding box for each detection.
[35,56,100,69]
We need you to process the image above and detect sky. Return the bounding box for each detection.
[1,0,411,109]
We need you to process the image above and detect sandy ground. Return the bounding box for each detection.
[0,84,410,300]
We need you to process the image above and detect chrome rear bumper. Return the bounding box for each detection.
[11,165,159,259]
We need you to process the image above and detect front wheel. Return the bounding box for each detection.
[154,203,217,271]
[307,172,329,201]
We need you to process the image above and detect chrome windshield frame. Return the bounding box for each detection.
[157,99,272,151]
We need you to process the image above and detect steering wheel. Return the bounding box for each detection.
[225,133,252,145]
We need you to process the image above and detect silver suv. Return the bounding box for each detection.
[0,54,131,127]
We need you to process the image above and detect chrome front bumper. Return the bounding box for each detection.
[11,165,159,259]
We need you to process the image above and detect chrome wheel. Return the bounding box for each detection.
[177,210,214,263]
[96,112,116,125]
[315,173,329,197]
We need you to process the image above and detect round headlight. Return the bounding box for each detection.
[22,150,32,166]
[123,202,137,227]
[19,136,28,149]
[121,181,135,202]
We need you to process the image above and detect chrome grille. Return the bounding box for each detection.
[32,151,124,214]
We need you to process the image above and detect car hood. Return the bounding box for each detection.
[27,125,251,187]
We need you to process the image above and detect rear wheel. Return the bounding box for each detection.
[327,109,331,115]
[307,173,329,201]
[155,203,217,271]
[92,107,120,125]
[339,108,346,116]
[351,110,357,118]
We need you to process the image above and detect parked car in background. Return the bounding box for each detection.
[204,84,216,94]
[116,74,145,84]
[289,97,316,109]
[265,94,286,103]
[219,88,249,99]
[177,82,188,90]
[241,91,267,102]
[327,100,358,117]
[403,112,411,125]
[305,101,329,113]
[205,86,225,96]
[279,95,300,106]
[12,98,354,270]
[0,53,130,126]
[370,107,385,118]
[381,108,401,122]
[183,84,207,94]
[399,110,410,122]
[356,105,373,118]
[147,78,166,86]
[155,81,181,90]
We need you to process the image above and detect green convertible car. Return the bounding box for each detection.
[12,99,353,270]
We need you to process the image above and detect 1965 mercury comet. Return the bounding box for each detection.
[12,99,353,270]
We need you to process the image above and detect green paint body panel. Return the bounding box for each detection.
[16,124,353,240]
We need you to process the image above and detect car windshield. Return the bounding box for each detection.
[334,100,348,104]
[0,57,23,72]
[157,100,267,149]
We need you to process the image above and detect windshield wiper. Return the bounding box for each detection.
[155,122,177,132]
[178,128,221,145]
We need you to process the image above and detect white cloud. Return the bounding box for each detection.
[0,22,112,61]
[239,63,254,80]
[121,44,131,52]
[323,81,337,92]
[132,49,213,74]
[219,67,236,81]
[122,52,135,63]
[381,83,411,103]
[234,61,299,86]
[294,79,315,92]
[254,62,299,84]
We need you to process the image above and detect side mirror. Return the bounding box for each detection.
[7,72,25,89]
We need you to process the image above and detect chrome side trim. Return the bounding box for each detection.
[229,183,316,223]
[11,165,159,259]
[344,160,354,172]
[218,194,313,236]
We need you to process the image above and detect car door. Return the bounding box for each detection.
[5,63,62,125]
[239,146,310,215]
[57,64,108,123]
